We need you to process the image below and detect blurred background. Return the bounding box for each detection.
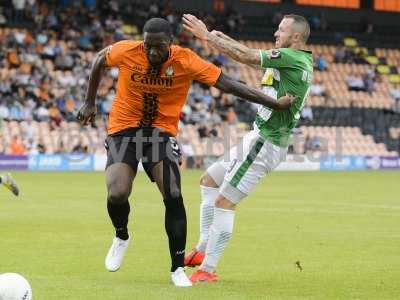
[0,0,399,171]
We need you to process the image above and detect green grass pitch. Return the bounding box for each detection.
[0,170,399,299]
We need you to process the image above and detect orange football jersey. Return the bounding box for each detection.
[105,40,222,136]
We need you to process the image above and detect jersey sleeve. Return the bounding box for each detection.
[184,49,222,86]
[259,48,296,69]
[106,40,134,67]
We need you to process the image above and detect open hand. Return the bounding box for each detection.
[76,103,96,126]
[182,14,210,41]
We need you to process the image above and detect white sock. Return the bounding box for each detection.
[196,185,219,252]
[200,207,235,273]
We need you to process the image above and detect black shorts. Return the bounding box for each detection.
[105,127,181,182]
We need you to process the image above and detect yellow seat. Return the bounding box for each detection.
[366,56,379,65]
[343,37,357,47]
[389,74,400,83]
[377,65,390,74]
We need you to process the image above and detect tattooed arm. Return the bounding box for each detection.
[182,14,261,67]
[206,30,261,67]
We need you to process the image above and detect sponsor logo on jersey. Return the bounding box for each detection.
[131,73,173,87]
[165,65,174,77]
[133,64,143,72]
[261,68,280,86]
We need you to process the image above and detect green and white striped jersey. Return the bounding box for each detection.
[255,48,313,147]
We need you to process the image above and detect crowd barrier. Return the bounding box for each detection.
[0,154,399,171]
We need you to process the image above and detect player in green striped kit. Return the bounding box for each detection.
[182,14,313,282]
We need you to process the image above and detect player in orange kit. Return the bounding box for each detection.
[77,17,294,287]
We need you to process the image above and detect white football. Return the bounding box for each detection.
[0,273,32,300]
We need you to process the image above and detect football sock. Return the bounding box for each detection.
[163,196,187,272]
[196,185,219,252]
[200,207,235,273]
[0,175,2,184]
[107,201,130,240]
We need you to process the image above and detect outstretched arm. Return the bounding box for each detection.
[77,47,108,125]
[85,47,108,105]
[183,14,261,67]
[214,73,294,110]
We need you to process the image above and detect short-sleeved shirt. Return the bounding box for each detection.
[255,48,313,146]
[106,40,222,136]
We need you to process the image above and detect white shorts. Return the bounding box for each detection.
[207,129,287,204]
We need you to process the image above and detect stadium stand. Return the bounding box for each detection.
[0,0,399,166]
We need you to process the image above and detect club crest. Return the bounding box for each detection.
[165,65,174,77]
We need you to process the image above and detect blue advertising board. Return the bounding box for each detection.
[0,155,28,170]
[28,154,94,171]
[0,154,397,171]
[365,156,400,170]
[320,155,366,171]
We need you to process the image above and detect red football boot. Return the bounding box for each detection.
[190,269,219,283]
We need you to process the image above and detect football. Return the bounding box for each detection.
[0,273,32,300]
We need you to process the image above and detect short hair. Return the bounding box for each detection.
[143,18,172,37]
[284,14,310,43]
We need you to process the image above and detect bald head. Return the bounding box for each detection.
[284,14,310,43]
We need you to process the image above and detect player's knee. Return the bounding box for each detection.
[163,195,186,216]
[107,191,128,204]
[160,159,183,200]
[168,186,182,200]
[107,184,130,204]
[161,178,182,199]
[200,173,218,188]
[215,195,236,210]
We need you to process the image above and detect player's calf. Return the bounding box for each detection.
[153,158,188,273]
[199,206,235,274]
[107,200,130,241]
[163,195,187,272]
[106,179,132,241]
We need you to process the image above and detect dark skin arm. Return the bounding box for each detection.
[76,47,109,125]
[214,73,295,110]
